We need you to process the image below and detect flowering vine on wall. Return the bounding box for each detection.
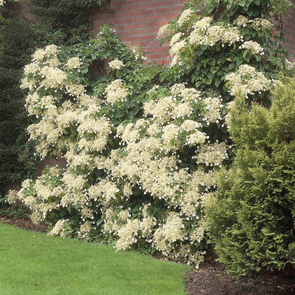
[7,0,295,269]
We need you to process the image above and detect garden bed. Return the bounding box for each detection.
[185,262,295,295]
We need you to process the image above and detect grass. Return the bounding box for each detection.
[0,224,190,295]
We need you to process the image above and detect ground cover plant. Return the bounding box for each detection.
[0,223,189,295]
[5,0,295,277]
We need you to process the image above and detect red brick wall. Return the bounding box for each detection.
[283,0,295,60]
[12,0,295,63]
[91,0,187,65]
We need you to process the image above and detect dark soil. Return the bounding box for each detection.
[0,216,48,233]
[1,216,295,295]
[185,261,295,295]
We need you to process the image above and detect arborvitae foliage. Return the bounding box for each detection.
[205,76,295,277]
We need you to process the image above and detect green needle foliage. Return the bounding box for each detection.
[0,224,189,295]
[205,76,295,277]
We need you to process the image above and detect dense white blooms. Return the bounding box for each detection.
[48,219,68,237]
[66,57,81,69]
[108,59,124,70]
[11,7,275,266]
[225,64,272,98]
[158,24,169,37]
[177,9,194,26]
[234,15,249,27]
[251,18,273,30]
[104,79,128,105]
[170,33,183,46]
[239,41,264,55]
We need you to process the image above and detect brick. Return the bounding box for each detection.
[123,36,142,43]
[132,4,148,10]
[138,9,157,16]
[156,7,174,14]
[164,0,182,6]
[147,2,165,9]
[123,10,143,17]
[11,0,295,65]
[146,26,164,34]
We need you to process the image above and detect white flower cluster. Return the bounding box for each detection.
[170,32,183,46]
[101,83,227,265]
[108,59,124,70]
[177,8,194,26]
[104,79,128,105]
[189,23,242,47]
[251,18,273,30]
[193,17,213,31]
[203,96,224,124]
[234,15,273,30]
[169,15,244,66]
[158,24,169,37]
[143,83,200,124]
[194,142,228,167]
[239,41,264,55]
[10,33,234,267]
[48,219,68,238]
[285,59,295,69]
[21,45,65,93]
[225,64,272,98]
[66,57,81,70]
[233,15,249,27]
[20,44,113,162]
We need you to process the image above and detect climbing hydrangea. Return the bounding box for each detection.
[7,0,290,269]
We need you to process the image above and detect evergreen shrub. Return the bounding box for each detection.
[206,75,295,276]
[0,1,39,199]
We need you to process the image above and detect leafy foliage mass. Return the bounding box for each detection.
[0,0,108,203]
[206,76,295,276]
[0,3,38,199]
[5,0,295,272]
[28,0,109,45]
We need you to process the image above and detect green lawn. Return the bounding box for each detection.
[0,224,190,295]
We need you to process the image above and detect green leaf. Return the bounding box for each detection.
[215,79,221,88]
[228,63,235,70]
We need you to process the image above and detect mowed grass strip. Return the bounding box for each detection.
[0,224,190,295]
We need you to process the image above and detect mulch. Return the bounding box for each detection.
[1,216,295,295]
[185,262,295,295]
[0,216,48,233]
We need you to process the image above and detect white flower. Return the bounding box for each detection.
[66,57,81,69]
[108,59,124,70]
